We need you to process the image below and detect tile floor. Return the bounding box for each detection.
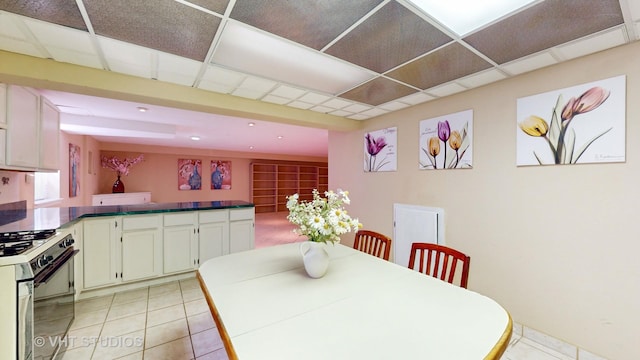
[59,277,229,360]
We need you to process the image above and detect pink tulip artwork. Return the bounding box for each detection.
[516,75,625,166]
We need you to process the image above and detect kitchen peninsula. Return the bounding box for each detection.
[0,200,255,297]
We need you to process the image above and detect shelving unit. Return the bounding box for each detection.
[251,162,328,213]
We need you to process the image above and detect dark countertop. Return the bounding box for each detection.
[0,200,254,233]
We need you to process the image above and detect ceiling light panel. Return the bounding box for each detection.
[270,85,306,100]
[211,21,374,94]
[406,0,537,36]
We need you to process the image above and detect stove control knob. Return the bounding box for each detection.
[36,255,52,267]
[65,238,75,247]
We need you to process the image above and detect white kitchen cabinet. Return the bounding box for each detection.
[1,84,60,171]
[229,208,255,253]
[82,217,119,289]
[82,214,161,289]
[0,83,6,126]
[39,97,60,170]
[163,212,198,274]
[199,210,228,263]
[92,192,152,206]
[5,85,39,168]
[121,215,161,282]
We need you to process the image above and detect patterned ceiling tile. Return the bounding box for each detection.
[82,0,221,61]
[387,42,492,90]
[325,1,452,73]
[0,0,87,31]
[230,0,383,50]
[185,0,230,15]
[339,77,417,106]
[463,0,624,64]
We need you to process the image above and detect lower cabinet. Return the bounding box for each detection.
[81,208,254,291]
[82,214,161,289]
[230,208,255,253]
[82,217,118,289]
[163,210,229,274]
[121,215,162,282]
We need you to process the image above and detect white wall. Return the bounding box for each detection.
[329,41,640,360]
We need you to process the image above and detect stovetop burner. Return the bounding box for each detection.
[0,241,34,256]
[0,229,57,243]
[0,229,57,257]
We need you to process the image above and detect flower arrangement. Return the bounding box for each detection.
[101,154,144,176]
[518,86,610,164]
[286,189,361,244]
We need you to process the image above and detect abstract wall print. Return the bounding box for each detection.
[69,143,80,197]
[178,159,202,190]
[364,127,397,172]
[419,110,473,170]
[211,160,232,190]
[516,75,625,166]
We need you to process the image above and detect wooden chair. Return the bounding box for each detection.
[353,230,392,261]
[408,243,470,288]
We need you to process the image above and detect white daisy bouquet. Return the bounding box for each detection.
[286,189,361,244]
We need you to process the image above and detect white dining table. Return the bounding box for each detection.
[197,243,512,360]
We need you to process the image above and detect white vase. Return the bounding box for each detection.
[300,241,329,278]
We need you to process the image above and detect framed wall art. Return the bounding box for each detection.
[211,160,232,189]
[516,75,625,166]
[419,110,473,170]
[69,143,80,197]
[178,159,202,190]
[364,127,397,172]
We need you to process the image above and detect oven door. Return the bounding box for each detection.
[16,263,34,360]
[33,247,78,360]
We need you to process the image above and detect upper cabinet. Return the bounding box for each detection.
[39,97,60,170]
[1,84,60,171]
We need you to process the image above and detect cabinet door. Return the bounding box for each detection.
[6,85,39,168]
[199,221,228,264]
[0,83,6,126]
[163,225,196,274]
[39,97,59,170]
[83,217,118,289]
[229,220,255,254]
[121,228,161,282]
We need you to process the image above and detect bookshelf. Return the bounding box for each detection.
[251,162,328,213]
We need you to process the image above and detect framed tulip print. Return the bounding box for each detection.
[364,127,397,172]
[516,75,625,166]
[419,110,473,170]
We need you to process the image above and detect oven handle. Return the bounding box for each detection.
[33,248,79,286]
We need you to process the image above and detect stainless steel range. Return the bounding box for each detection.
[3,230,77,360]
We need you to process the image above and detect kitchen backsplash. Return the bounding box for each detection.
[0,170,22,205]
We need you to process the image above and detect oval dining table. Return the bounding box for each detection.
[197,242,512,359]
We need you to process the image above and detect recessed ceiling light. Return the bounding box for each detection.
[249,146,254,150]
[137,106,148,112]
[407,0,536,36]
[277,135,283,139]
[248,122,255,127]
[191,136,201,141]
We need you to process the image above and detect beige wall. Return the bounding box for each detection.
[329,41,640,360]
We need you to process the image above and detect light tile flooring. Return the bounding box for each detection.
[59,277,229,360]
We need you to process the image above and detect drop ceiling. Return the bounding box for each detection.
[0,0,638,156]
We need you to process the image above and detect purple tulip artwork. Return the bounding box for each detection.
[364,127,397,172]
[516,75,625,166]
[419,110,473,170]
